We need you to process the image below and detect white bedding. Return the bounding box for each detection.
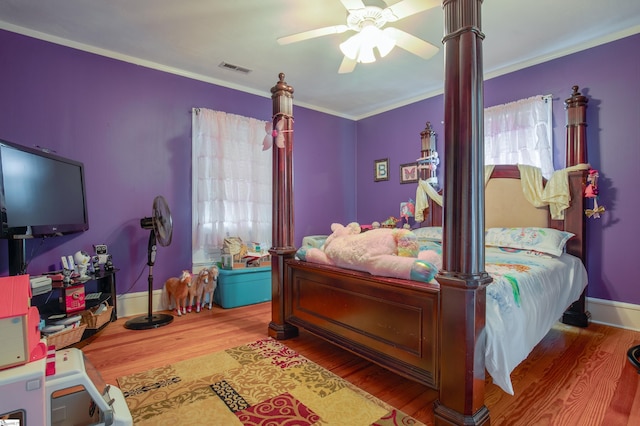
[482,247,588,394]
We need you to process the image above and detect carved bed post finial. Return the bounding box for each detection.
[419,122,437,180]
[564,85,589,166]
[268,72,299,340]
[435,0,491,425]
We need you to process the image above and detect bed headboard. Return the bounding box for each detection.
[422,167,586,258]
[485,172,549,228]
[420,86,589,261]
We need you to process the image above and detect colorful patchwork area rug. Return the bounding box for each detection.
[117,337,424,425]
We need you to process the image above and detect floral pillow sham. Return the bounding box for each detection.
[484,227,574,257]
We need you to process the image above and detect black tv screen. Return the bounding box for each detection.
[0,139,89,238]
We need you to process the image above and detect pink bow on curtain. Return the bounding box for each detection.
[263,118,289,150]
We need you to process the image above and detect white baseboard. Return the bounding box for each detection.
[115,289,165,319]
[587,297,640,331]
[113,292,640,331]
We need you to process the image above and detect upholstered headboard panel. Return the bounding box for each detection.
[485,178,549,228]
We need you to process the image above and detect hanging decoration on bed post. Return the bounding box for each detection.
[585,169,605,219]
[263,116,292,150]
[267,73,299,340]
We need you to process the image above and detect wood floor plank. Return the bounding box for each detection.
[82,302,640,425]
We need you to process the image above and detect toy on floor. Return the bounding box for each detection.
[199,265,220,310]
[187,269,209,313]
[163,270,192,316]
[188,266,219,312]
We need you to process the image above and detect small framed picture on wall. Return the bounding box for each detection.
[400,162,418,184]
[374,158,389,182]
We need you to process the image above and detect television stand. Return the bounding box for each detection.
[8,237,28,276]
[31,270,119,348]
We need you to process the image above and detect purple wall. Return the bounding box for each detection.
[357,33,640,305]
[356,97,445,227]
[1,28,638,307]
[0,29,355,294]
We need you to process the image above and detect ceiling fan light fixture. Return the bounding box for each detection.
[358,43,377,63]
[340,25,396,64]
[339,33,362,60]
[375,30,396,58]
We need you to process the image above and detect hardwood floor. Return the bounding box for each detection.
[83,302,640,425]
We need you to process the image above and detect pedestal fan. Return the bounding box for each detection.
[125,195,175,330]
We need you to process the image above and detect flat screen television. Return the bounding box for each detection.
[1,139,89,275]
[0,139,89,239]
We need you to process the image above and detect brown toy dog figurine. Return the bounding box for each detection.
[198,266,219,311]
[186,268,210,313]
[163,270,192,316]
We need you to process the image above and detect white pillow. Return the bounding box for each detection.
[485,227,574,257]
[412,226,442,242]
[485,246,553,259]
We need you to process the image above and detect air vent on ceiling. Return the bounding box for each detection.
[219,62,252,74]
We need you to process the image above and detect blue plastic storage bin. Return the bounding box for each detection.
[214,266,271,308]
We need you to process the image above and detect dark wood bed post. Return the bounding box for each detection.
[268,73,299,340]
[565,85,589,167]
[562,85,590,327]
[434,0,491,425]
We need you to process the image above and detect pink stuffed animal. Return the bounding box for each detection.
[301,222,441,282]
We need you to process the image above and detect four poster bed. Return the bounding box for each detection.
[267,2,591,424]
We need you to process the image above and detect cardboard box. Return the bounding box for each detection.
[221,253,271,270]
[214,266,271,308]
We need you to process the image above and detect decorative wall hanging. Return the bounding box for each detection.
[400,162,418,184]
[374,158,389,182]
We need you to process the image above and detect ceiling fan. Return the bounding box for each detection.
[277,0,440,73]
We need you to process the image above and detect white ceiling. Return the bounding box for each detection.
[1,0,639,120]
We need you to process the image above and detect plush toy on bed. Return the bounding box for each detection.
[297,222,441,283]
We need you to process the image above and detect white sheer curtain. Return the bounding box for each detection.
[484,95,553,178]
[191,109,271,265]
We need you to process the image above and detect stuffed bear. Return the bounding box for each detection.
[297,222,441,283]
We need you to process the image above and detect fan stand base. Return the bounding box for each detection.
[124,313,174,330]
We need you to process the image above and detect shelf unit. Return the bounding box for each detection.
[31,269,118,347]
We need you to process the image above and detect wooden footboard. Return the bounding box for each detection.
[283,259,440,389]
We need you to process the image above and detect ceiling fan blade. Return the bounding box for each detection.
[338,56,357,74]
[339,0,366,11]
[277,25,349,45]
[386,0,440,21]
[384,27,438,60]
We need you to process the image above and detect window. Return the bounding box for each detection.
[484,95,553,178]
[191,109,272,266]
